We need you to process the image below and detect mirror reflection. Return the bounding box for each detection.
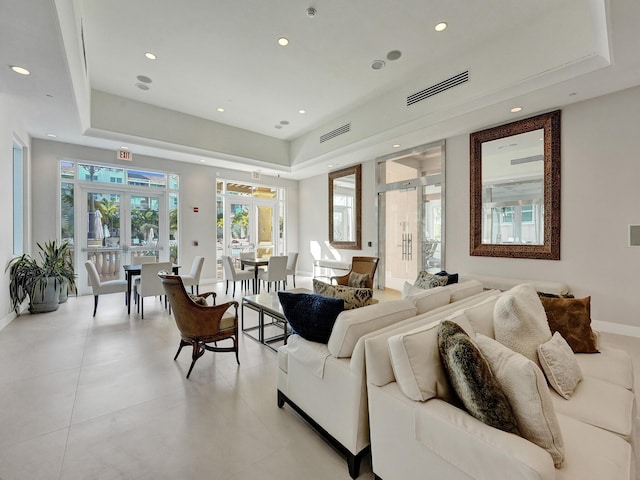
[481,129,544,245]
[329,164,361,249]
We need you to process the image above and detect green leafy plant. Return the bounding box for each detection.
[5,240,76,313]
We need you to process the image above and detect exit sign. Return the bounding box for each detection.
[117,150,132,161]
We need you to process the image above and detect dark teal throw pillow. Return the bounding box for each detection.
[278,292,344,344]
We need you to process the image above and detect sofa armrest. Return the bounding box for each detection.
[416,398,556,480]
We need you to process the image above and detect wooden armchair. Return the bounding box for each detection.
[159,274,239,378]
[331,256,379,289]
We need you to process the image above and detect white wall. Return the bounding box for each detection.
[30,140,298,286]
[298,160,378,276]
[446,85,640,329]
[0,95,32,325]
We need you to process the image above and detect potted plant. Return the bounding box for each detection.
[5,240,77,313]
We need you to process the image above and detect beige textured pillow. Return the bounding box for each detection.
[537,332,583,399]
[388,316,475,403]
[494,284,552,369]
[475,334,565,468]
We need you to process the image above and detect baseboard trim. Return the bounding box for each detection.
[592,320,640,338]
[0,310,17,332]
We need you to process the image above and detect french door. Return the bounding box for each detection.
[78,186,166,294]
[225,199,276,262]
[377,141,445,292]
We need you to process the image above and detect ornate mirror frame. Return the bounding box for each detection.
[470,110,561,260]
[329,164,362,250]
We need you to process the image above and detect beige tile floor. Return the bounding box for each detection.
[0,275,638,480]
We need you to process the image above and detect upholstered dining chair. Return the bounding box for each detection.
[285,252,299,288]
[159,274,239,378]
[134,261,172,318]
[331,256,379,289]
[222,255,254,296]
[180,256,205,294]
[85,261,128,317]
[257,255,288,292]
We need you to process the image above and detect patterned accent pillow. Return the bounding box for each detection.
[414,271,448,289]
[348,272,370,288]
[540,296,598,353]
[188,293,208,306]
[435,271,459,285]
[278,292,344,344]
[313,279,373,310]
[437,321,520,435]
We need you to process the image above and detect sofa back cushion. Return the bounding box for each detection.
[327,299,417,358]
[406,286,451,314]
[388,315,475,402]
[494,284,551,369]
[446,280,484,303]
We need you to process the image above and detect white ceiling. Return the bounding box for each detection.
[2,0,640,179]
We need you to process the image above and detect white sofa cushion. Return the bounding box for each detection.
[538,332,583,399]
[327,299,416,358]
[476,334,565,468]
[388,316,474,402]
[576,346,634,390]
[550,376,636,441]
[405,286,451,315]
[446,279,484,303]
[494,284,552,368]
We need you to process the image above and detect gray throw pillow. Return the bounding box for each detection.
[437,320,520,435]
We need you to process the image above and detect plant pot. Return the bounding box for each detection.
[29,277,60,313]
[59,278,69,303]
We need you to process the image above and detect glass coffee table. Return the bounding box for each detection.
[241,289,310,351]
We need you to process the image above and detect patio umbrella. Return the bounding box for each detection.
[93,210,104,240]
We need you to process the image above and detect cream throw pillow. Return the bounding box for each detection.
[476,334,565,468]
[494,284,552,369]
[537,332,583,399]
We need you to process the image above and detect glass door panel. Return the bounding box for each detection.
[383,188,420,291]
[85,190,123,284]
[129,194,161,262]
[256,204,274,258]
[228,201,252,266]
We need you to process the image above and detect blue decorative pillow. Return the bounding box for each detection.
[278,292,344,344]
[435,270,459,285]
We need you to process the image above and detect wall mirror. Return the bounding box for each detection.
[470,110,561,259]
[329,164,362,249]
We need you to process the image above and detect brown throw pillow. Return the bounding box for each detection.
[540,296,599,353]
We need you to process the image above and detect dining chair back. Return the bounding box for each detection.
[285,252,299,288]
[84,261,128,317]
[257,255,288,292]
[159,274,239,378]
[136,261,172,318]
[222,255,253,296]
[180,256,205,294]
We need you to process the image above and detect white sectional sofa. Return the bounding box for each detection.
[364,284,638,480]
[277,279,488,478]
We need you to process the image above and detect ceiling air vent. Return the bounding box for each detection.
[320,123,351,143]
[407,71,469,107]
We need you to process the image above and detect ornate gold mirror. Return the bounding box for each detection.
[470,110,561,259]
[329,164,362,250]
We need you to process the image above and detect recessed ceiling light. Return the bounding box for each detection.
[569,92,577,96]
[136,75,152,83]
[275,125,283,129]
[393,144,401,148]
[135,83,150,91]
[120,146,129,150]
[217,108,225,112]
[370,60,386,70]
[10,65,30,75]
[298,109,306,114]
[200,159,206,163]
[280,120,290,125]
[145,52,157,60]
[510,106,523,113]
[47,133,57,138]
[277,37,289,46]
[386,50,402,61]
[435,22,448,32]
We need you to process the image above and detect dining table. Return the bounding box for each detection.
[239,257,270,293]
[123,263,180,314]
